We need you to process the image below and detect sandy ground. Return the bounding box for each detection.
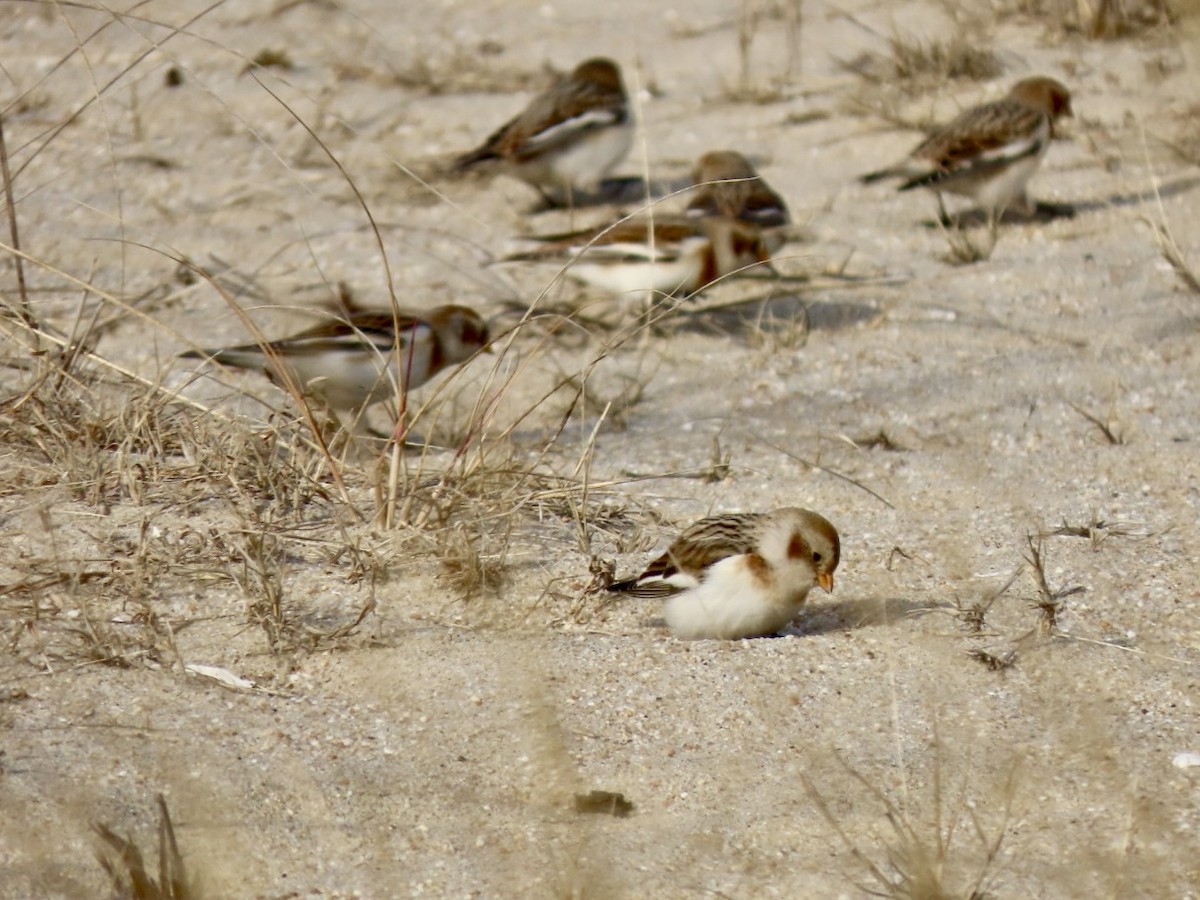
[1,0,1200,897]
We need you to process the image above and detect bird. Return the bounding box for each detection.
[501,213,773,301]
[860,76,1072,224]
[180,305,490,429]
[453,57,633,207]
[686,150,791,230]
[608,507,840,640]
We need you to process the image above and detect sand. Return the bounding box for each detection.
[1,0,1199,896]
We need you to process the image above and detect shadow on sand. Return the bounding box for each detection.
[922,173,1200,229]
[790,595,934,638]
[668,288,883,339]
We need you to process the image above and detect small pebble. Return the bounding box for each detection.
[1171,752,1200,769]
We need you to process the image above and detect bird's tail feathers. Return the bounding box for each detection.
[860,166,902,185]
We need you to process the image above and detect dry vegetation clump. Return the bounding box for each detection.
[1067,399,1128,445]
[4,1,1198,896]
[841,34,1003,94]
[382,409,653,611]
[379,46,551,96]
[929,516,1150,670]
[1164,102,1200,166]
[1021,534,1085,635]
[806,745,1018,900]
[998,0,1176,38]
[94,795,198,900]
[1151,221,1200,293]
[938,217,1000,265]
[715,0,804,102]
[0,302,652,666]
[744,298,811,352]
[1142,191,1200,296]
[0,346,359,664]
[839,27,1003,136]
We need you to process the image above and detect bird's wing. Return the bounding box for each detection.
[909,101,1047,173]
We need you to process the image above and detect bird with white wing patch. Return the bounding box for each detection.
[180,305,490,433]
[609,507,840,640]
[454,57,633,207]
[861,76,1072,226]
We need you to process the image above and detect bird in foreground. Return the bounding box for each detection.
[453,57,633,207]
[686,150,791,230]
[608,507,840,640]
[860,76,1072,223]
[180,305,490,429]
[502,214,773,301]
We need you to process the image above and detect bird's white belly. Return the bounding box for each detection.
[517,122,633,192]
[282,339,436,410]
[566,237,708,297]
[955,147,1046,211]
[280,351,390,409]
[663,556,802,640]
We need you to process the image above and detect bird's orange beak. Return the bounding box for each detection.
[818,572,834,593]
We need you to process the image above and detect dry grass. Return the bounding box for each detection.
[745,299,810,352]
[95,795,198,900]
[939,222,999,265]
[1067,399,1127,445]
[1146,217,1200,295]
[361,46,550,96]
[1022,534,1085,636]
[839,17,1003,131]
[719,0,805,102]
[998,0,1176,38]
[1163,102,1200,166]
[2,1,1196,897]
[946,568,1022,635]
[806,743,1018,899]
[1040,513,1149,549]
[842,34,1003,92]
[844,28,1003,141]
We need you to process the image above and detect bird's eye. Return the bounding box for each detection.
[812,552,822,563]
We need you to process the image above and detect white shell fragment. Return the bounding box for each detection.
[1170,752,1200,770]
[185,663,256,691]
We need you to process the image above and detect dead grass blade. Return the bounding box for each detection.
[1022,535,1086,636]
[94,794,199,900]
[763,438,895,509]
[805,744,1018,900]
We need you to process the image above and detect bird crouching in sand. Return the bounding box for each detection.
[860,76,1073,227]
[608,507,840,640]
[453,57,633,207]
[180,305,490,434]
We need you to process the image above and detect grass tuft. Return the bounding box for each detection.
[841,33,1002,94]
[1022,535,1085,635]
[1067,400,1126,445]
[1146,217,1200,295]
[94,795,198,900]
[806,743,1018,900]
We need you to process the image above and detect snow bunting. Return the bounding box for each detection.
[504,214,772,300]
[686,150,790,229]
[181,305,489,425]
[453,57,633,206]
[608,507,840,640]
[860,76,1072,221]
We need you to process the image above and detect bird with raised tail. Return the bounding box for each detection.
[860,76,1073,222]
[180,305,490,430]
[608,507,840,640]
[453,57,633,207]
